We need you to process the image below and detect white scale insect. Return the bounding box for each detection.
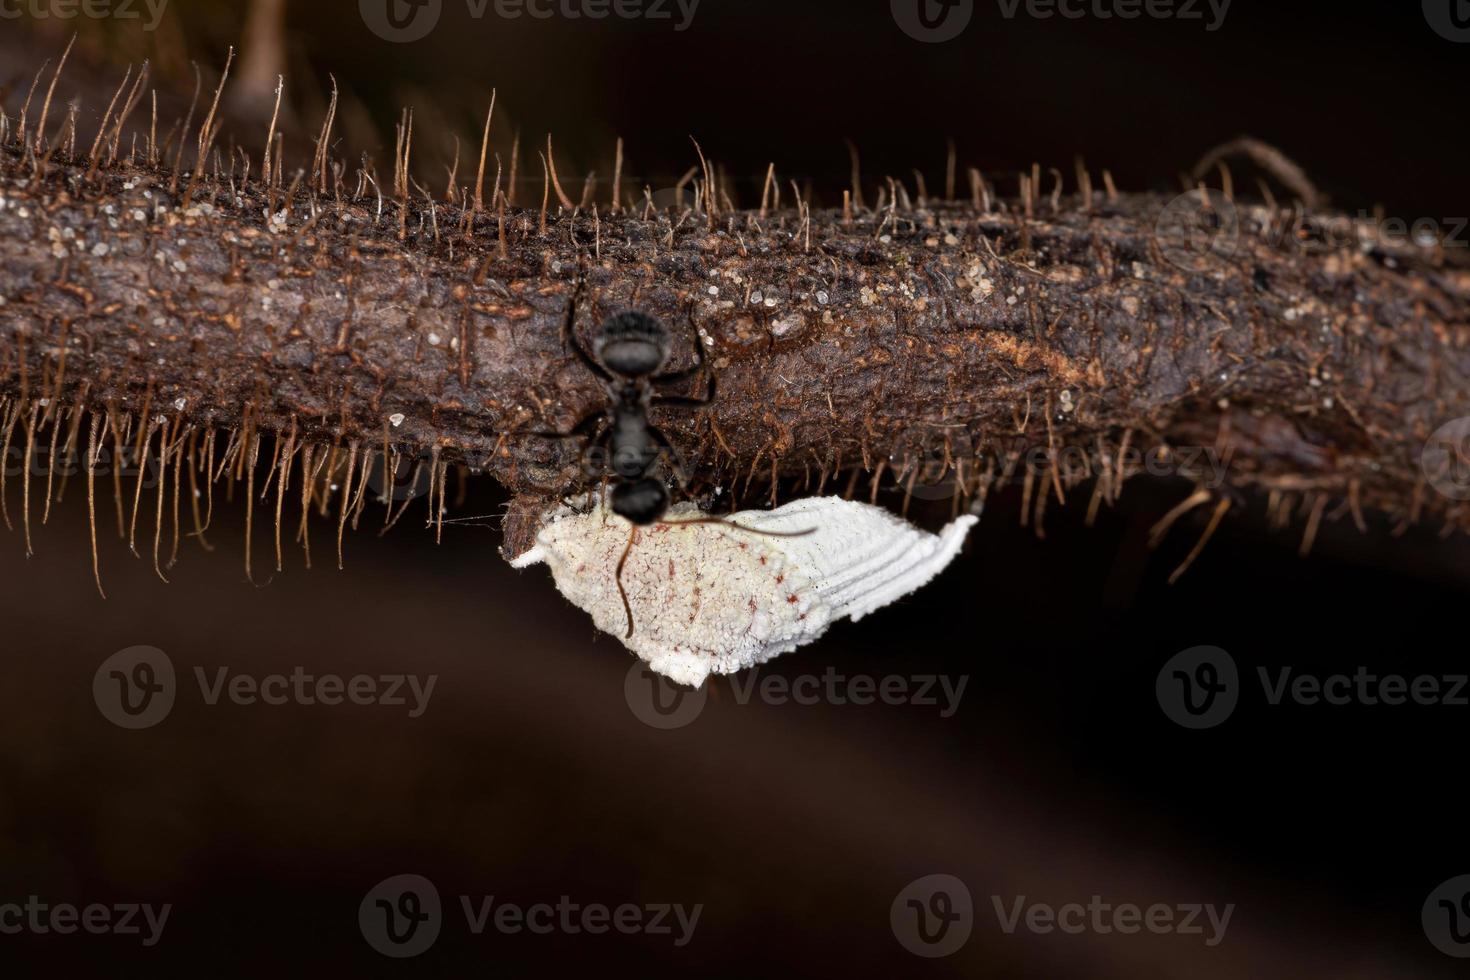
[509,495,978,687]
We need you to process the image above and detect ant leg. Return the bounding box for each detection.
[521,414,612,482]
[646,425,689,489]
[652,366,702,384]
[560,278,613,383]
[651,394,714,410]
[524,410,605,441]
[581,422,614,479]
[615,526,638,639]
[652,319,715,403]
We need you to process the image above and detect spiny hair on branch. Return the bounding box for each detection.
[0,389,1383,596]
[0,393,473,595]
[1,36,1340,255]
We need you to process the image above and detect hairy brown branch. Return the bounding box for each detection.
[2,139,1468,563]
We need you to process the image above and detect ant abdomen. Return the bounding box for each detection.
[611,478,669,526]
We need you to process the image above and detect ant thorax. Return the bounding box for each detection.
[509,495,978,687]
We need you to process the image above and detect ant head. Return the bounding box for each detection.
[594,311,670,379]
[610,477,669,526]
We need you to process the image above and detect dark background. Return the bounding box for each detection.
[2,1,1469,975]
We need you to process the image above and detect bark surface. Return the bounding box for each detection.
[3,142,1468,558]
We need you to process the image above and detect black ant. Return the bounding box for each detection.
[537,278,811,637]
[542,277,710,524]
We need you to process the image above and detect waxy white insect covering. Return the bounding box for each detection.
[509,496,978,687]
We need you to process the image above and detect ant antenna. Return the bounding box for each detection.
[615,526,638,639]
[662,516,816,538]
